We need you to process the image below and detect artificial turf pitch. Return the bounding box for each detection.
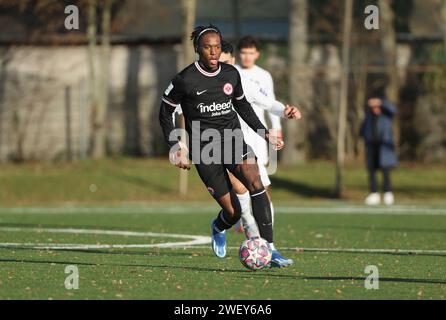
[0,205,445,300]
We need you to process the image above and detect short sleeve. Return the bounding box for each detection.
[162,75,186,108]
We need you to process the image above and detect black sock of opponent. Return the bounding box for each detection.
[250,188,273,243]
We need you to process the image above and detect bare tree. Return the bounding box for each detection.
[97,0,112,158]
[283,0,309,164]
[180,0,197,69]
[379,0,398,102]
[379,0,399,146]
[178,0,196,196]
[87,0,99,157]
[232,0,241,44]
[442,0,446,51]
[0,48,10,160]
[351,46,368,160]
[88,0,112,159]
[324,45,342,151]
[335,0,353,197]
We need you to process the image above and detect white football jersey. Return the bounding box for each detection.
[235,65,283,165]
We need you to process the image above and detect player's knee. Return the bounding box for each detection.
[222,209,241,226]
[245,177,264,193]
[230,208,242,223]
[221,205,239,222]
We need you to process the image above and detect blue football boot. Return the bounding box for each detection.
[211,220,226,258]
[270,250,294,268]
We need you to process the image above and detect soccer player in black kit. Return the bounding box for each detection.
[159,25,290,266]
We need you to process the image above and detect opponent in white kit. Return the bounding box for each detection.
[220,37,302,267]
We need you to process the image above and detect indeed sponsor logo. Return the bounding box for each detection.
[197,100,233,113]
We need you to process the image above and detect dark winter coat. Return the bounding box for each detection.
[360,100,398,169]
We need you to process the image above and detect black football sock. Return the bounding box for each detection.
[214,210,236,232]
[250,188,273,243]
[214,190,242,232]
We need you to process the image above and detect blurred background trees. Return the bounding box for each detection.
[0,0,444,169]
[283,0,309,165]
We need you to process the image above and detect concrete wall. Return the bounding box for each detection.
[0,41,442,162]
[0,44,178,161]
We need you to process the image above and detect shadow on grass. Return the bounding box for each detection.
[1,257,445,286]
[316,224,446,235]
[0,257,245,274]
[393,185,446,196]
[60,248,216,258]
[306,250,446,258]
[270,176,336,199]
[286,246,446,258]
[234,273,446,285]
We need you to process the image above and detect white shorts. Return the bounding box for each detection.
[243,127,269,165]
[241,123,270,187]
[258,162,271,187]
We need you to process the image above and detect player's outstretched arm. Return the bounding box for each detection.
[159,101,190,171]
[246,82,302,120]
[247,91,302,121]
[254,94,302,120]
[263,101,302,120]
[159,75,190,171]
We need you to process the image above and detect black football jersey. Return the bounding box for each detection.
[162,61,245,135]
[160,61,267,149]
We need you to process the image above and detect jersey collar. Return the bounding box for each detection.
[195,61,221,77]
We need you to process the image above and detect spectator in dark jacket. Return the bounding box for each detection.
[360,96,398,205]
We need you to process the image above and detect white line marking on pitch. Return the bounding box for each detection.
[279,206,446,215]
[1,205,446,215]
[0,226,211,250]
[182,246,446,255]
[0,226,443,255]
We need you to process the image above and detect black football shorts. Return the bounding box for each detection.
[194,138,257,199]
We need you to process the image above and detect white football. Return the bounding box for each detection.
[238,237,272,270]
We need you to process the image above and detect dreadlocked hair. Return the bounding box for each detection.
[190,24,222,51]
[221,40,234,55]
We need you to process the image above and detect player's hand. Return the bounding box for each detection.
[169,141,191,170]
[284,104,302,120]
[267,129,285,151]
